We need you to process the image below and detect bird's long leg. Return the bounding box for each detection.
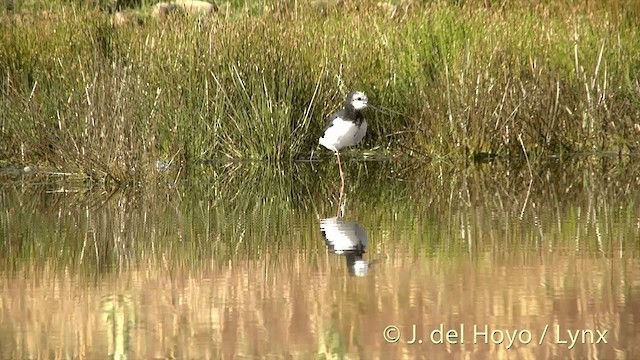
[336,150,344,179]
[336,150,345,217]
[337,187,346,218]
[337,151,345,195]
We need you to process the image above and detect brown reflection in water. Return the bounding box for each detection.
[1,250,639,359]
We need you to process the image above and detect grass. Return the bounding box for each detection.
[1,0,640,184]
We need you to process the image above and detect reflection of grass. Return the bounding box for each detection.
[1,158,640,275]
[1,160,639,358]
[0,243,630,359]
[2,2,640,182]
[317,320,349,359]
[100,294,135,359]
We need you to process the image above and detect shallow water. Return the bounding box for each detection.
[1,157,640,359]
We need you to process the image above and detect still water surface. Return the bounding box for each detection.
[1,157,640,359]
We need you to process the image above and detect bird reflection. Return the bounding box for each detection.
[319,217,369,277]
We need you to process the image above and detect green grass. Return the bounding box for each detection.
[1,1,640,183]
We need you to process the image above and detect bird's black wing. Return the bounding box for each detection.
[322,109,346,133]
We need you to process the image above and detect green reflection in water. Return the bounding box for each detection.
[2,156,640,273]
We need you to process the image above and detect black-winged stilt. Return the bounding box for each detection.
[320,217,369,277]
[319,91,370,190]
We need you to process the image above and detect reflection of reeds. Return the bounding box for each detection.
[0,249,637,358]
[2,158,640,269]
[1,159,640,358]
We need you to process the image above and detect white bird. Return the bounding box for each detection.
[319,91,369,189]
[320,217,369,277]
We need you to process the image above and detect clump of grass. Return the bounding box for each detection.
[1,1,640,183]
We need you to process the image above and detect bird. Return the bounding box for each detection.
[318,91,370,190]
[320,217,369,277]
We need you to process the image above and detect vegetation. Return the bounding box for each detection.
[1,0,640,184]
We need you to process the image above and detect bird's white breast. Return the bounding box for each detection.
[319,118,368,152]
[320,217,368,254]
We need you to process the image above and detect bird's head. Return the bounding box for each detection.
[347,91,368,111]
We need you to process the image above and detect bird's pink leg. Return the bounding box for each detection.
[337,151,345,193]
[337,190,345,217]
[337,151,345,217]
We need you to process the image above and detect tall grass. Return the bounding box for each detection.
[1,1,640,182]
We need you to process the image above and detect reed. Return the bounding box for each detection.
[2,1,640,182]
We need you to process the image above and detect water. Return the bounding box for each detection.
[1,157,640,359]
